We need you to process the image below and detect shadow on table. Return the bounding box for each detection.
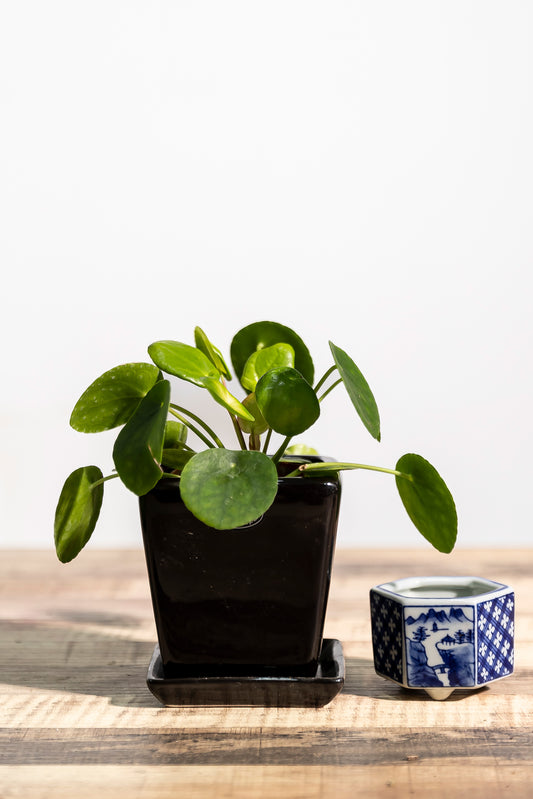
[343,656,488,701]
[1,618,382,709]
[0,617,485,707]
[0,616,160,708]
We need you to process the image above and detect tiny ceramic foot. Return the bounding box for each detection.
[424,687,455,701]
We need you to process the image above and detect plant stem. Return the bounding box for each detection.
[313,365,337,394]
[91,473,120,489]
[271,435,292,465]
[176,442,195,452]
[285,461,414,480]
[318,378,343,402]
[231,414,248,450]
[169,404,222,448]
[249,432,261,451]
[262,428,273,454]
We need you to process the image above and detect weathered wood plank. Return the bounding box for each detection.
[0,548,532,798]
[1,763,532,799]
[1,726,532,766]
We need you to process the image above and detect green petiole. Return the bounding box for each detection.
[313,365,337,394]
[231,414,248,451]
[285,461,414,480]
[169,404,224,449]
[270,435,293,465]
[91,473,120,490]
[318,378,343,402]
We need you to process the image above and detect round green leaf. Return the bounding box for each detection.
[241,343,295,392]
[238,393,269,435]
[149,339,252,421]
[161,448,194,471]
[204,378,255,421]
[329,341,381,442]
[113,379,170,495]
[255,367,320,436]
[161,421,192,471]
[231,321,314,387]
[395,453,458,553]
[54,466,104,563]
[70,363,161,433]
[285,443,319,456]
[180,449,278,529]
[164,420,188,448]
[148,340,220,386]
[194,326,232,379]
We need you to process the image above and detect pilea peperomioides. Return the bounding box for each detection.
[54,321,457,562]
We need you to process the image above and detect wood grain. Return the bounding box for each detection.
[1,548,532,797]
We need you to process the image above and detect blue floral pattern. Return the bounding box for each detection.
[477,592,515,684]
[370,591,403,683]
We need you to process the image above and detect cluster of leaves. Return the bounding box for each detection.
[54,321,457,563]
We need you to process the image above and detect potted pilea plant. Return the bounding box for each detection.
[54,321,457,706]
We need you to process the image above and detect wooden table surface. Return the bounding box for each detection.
[1,548,531,798]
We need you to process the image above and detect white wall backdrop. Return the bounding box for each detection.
[1,1,532,550]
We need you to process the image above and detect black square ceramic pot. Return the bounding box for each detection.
[139,457,341,676]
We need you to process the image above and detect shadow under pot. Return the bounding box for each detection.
[138,456,345,707]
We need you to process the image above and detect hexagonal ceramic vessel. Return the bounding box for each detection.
[370,576,514,700]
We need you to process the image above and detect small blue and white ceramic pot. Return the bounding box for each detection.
[370,576,514,700]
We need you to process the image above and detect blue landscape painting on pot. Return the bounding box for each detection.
[370,583,514,692]
[405,605,475,688]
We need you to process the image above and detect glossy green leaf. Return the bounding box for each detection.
[238,393,269,435]
[255,367,320,436]
[204,378,255,421]
[180,449,278,529]
[113,379,170,495]
[161,421,192,471]
[241,343,295,392]
[329,341,381,442]
[161,448,194,471]
[148,340,220,386]
[70,363,161,433]
[285,443,319,456]
[54,466,104,563]
[194,326,232,379]
[395,454,458,553]
[231,321,314,387]
[164,420,188,448]
[148,339,252,421]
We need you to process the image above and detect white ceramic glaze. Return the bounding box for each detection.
[370,576,514,700]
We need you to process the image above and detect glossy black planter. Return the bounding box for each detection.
[146,639,345,707]
[139,456,343,705]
